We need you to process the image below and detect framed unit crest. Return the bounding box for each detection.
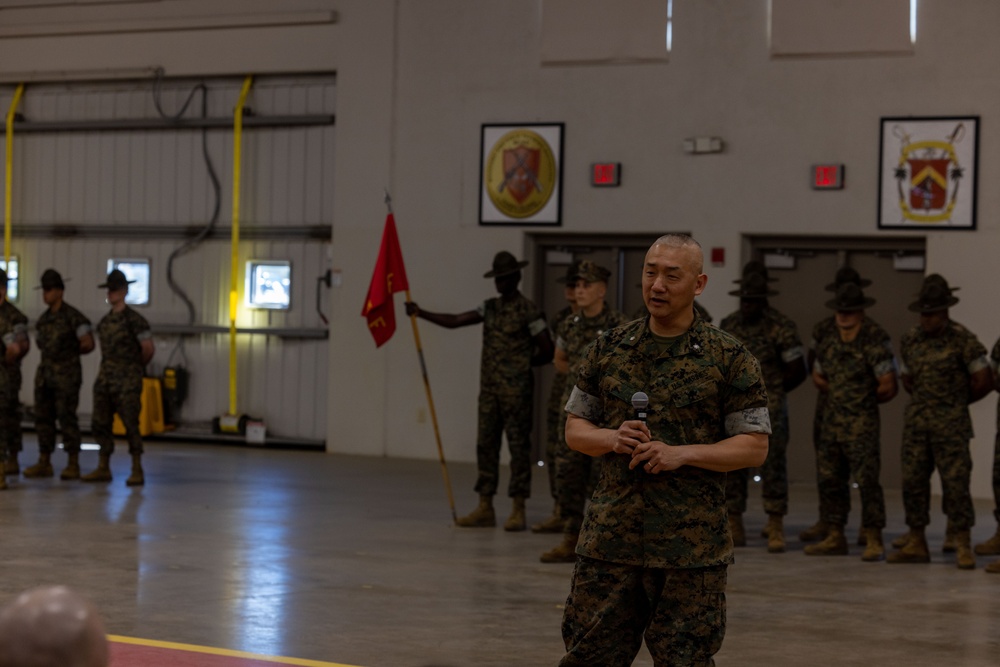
[878,116,979,230]
[480,123,563,226]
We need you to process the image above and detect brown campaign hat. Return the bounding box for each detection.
[38,269,65,291]
[729,272,778,298]
[483,251,529,278]
[732,260,777,284]
[921,273,959,293]
[825,266,872,292]
[573,260,610,284]
[98,269,135,290]
[825,282,875,311]
[908,282,959,313]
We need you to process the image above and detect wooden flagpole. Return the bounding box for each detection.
[386,192,458,523]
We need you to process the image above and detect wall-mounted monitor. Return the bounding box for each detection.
[246,260,291,310]
[106,258,150,306]
[0,257,19,302]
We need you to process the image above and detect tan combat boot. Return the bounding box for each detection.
[81,454,112,483]
[531,504,563,533]
[503,497,526,532]
[126,453,144,487]
[804,525,848,556]
[985,559,1000,574]
[4,454,19,476]
[23,453,54,478]
[799,520,830,542]
[954,530,975,570]
[764,514,785,553]
[891,528,919,550]
[887,526,930,563]
[540,533,579,563]
[974,525,1000,555]
[60,452,80,481]
[942,521,957,553]
[861,528,885,562]
[455,495,495,527]
[729,513,746,547]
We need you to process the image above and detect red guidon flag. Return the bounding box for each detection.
[362,214,410,347]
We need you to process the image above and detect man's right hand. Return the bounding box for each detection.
[612,419,651,454]
[405,301,419,316]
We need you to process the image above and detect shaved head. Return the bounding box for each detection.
[651,234,703,274]
[0,586,108,667]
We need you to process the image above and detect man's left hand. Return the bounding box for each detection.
[628,441,685,474]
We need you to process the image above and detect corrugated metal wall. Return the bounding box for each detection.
[0,75,335,442]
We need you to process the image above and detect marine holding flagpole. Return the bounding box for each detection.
[405,250,553,531]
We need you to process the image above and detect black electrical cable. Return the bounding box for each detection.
[151,68,223,369]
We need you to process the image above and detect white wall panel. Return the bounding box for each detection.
[0,75,334,443]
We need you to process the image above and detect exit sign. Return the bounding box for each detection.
[812,164,845,190]
[591,162,621,187]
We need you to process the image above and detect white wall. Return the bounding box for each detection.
[334,0,1000,501]
[1,1,998,496]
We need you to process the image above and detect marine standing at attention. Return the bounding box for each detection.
[720,266,806,553]
[0,268,29,484]
[24,269,95,480]
[83,269,154,486]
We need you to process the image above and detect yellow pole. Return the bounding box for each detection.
[405,288,458,523]
[4,83,25,265]
[229,76,253,417]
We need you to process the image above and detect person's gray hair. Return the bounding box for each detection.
[651,234,704,274]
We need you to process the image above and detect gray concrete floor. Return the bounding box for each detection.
[2,436,999,667]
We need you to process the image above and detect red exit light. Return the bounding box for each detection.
[812,164,845,190]
[591,162,621,187]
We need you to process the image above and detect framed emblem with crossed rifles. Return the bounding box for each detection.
[878,116,979,230]
[480,123,564,226]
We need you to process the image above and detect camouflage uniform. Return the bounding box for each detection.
[991,339,1000,525]
[631,300,711,324]
[898,321,989,530]
[809,316,892,519]
[0,301,28,462]
[473,292,547,499]
[543,305,575,499]
[92,306,152,456]
[720,306,803,516]
[554,304,628,533]
[559,317,769,666]
[34,302,92,455]
[813,321,895,530]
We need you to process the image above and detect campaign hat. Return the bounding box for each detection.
[824,266,872,292]
[908,281,959,313]
[729,272,778,298]
[483,251,529,278]
[98,269,135,290]
[825,282,875,311]
[38,269,65,291]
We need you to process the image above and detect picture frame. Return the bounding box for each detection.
[479,123,564,226]
[878,116,979,230]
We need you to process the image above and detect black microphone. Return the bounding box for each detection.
[631,392,648,424]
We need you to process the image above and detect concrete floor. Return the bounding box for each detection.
[2,437,998,667]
